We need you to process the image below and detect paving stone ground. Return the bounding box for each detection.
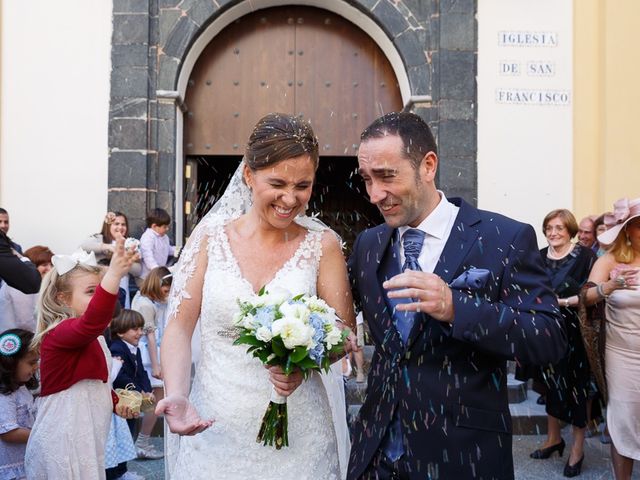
[130,430,639,479]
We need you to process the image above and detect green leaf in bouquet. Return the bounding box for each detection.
[292,293,305,301]
[289,346,308,363]
[271,337,287,358]
[284,356,294,376]
[234,334,263,347]
[296,356,318,370]
[266,356,281,366]
[258,285,267,296]
[254,350,266,361]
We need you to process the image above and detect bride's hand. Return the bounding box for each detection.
[267,366,303,397]
[155,394,213,436]
[342,329,359,354]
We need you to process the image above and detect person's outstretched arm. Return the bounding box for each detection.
[156,236,212,435]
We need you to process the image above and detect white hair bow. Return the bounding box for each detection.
[51,249,98,275]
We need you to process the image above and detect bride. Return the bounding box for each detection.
[156,113,357,479]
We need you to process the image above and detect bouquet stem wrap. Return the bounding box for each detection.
[256,387,289,449]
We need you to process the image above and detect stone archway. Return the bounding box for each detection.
[182,5,405,246]
[107,0,477,242]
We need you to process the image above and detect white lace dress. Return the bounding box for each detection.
[168,224,346,480]
[25,337,113,479]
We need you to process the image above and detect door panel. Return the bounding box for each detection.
[184,6,402,156]
[294,9,402,156]
[185,10,296,155]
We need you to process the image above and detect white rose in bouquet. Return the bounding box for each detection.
[241,313,257,331]
[279,302,311,324]
[255,326,273,343]
[324,325,343,349]
[271,316,315,350]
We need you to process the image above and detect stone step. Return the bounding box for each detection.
[345,377,368,405]
[509,389,549,435]
[507,373,528,404]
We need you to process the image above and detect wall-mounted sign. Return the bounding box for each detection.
[478,0,573,241]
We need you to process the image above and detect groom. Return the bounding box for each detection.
[347,112,567,479]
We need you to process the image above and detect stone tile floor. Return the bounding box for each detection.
[130,431,639,479]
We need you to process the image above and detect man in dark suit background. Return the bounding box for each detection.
[0,229,40,293]
[348,112,567,479]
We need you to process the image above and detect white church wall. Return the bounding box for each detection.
[478,0,573,244]
[1,0,113,254]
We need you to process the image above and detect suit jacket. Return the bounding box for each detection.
[0,231,40,294]
[109,338,152,393]
[347,198,567,480]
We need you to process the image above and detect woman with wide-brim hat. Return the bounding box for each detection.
[581,197,640,480]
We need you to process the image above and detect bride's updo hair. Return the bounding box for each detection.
[245,113,319,171]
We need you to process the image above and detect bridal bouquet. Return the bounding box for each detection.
[233,287,348,449]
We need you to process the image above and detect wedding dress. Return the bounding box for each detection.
[164,162,349,479]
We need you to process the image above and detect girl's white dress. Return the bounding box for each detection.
[0,385,35,480]
[25,337,113,479]
[132,292,167,389]
[166,224,349,480]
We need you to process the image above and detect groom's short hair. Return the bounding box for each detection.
[360,112,437,169]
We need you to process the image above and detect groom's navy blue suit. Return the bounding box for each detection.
[348,198,567,480]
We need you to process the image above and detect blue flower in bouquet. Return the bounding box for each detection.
[255,306,276,328]
[309,341,325,365]
[309,313,326,342]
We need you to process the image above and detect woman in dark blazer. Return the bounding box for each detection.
[528,209,596,477]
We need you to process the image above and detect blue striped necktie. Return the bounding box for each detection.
[402,228,425,273]
[382,228,426,463]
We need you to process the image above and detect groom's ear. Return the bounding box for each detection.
[419,151,438,182]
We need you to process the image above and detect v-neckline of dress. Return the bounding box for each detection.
[220,223,313,295]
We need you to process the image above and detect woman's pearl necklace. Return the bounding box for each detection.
[547,242,575,260]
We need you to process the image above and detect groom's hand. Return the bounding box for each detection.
[383,271,455,323]
[267,366,303,397]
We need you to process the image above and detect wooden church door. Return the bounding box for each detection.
[183,6,403,248]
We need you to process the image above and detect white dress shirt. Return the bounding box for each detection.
[397,191,460,273]
[139,228,173,278]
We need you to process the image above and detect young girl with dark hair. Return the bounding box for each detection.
[0,329,38,480]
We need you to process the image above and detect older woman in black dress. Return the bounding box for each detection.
[528,209,596,477]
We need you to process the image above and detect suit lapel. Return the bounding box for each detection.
[406,199,481,349]
[433,199,481,283]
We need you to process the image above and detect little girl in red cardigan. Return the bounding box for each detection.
[25,235,139,479]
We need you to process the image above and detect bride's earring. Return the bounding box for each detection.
[627,234,632,246]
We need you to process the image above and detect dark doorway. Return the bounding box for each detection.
[311,157,382,255]
[184,156,382,252]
